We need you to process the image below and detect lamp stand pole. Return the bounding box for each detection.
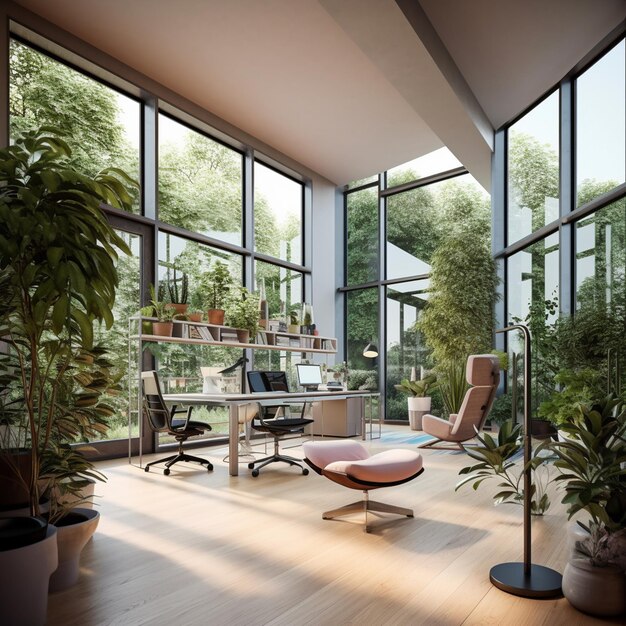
[489,323,562,598]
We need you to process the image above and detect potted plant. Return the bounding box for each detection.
[0,127,135,620]
[187,308,204,323]
[225,286,260,343]
[288,304,301,334]
[456,420,552,515]
[165,269,189,314]
[200,261,232,325]
[395,373,438,430]
[148,284,177,337]
[537,396,626,617]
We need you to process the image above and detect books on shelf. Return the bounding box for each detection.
[221,329,239,343]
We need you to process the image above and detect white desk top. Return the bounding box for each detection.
[163,389,378,405]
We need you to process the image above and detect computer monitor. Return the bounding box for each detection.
[296,363,322,391]
[247,371,289,393]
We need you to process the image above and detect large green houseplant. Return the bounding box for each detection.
[537,396,626,616]
[0,127,133,518]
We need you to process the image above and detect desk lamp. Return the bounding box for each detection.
[363,343,378,358]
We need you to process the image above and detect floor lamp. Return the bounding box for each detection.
[490,323,562,598]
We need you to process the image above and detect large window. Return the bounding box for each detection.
[6,29,312,456]
[575,197,626,308]
[9,39,141,213]
[254,161,303,264]
[344,147,490,421]
[507,90,559,245]
[346,186,379,285]
[386,281,430,420]
[576,40,625,207]
[498,34,626,424]
[158,114,243,244]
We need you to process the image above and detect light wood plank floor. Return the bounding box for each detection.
[46,431,624,625]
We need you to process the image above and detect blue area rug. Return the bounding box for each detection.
[379,431,436,446]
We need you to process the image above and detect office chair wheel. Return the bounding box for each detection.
[144,466,150,473]
[163,468,171,476]
[251,469,260,477]
[302,468,309,476]
[248,462,255,470]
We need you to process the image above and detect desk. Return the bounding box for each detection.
[162,390,380,476]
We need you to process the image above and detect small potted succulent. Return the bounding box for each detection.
[165,269,189,314]
[225,286,260,343]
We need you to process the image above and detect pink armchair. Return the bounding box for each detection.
[303,440,424,532]
[420,354,500,450]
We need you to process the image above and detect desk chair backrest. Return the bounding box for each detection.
[141,370,171,433]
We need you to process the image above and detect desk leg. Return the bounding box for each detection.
[229,404,239,476]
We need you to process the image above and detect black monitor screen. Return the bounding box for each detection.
[296,364,322,388]
[247,371,289,392]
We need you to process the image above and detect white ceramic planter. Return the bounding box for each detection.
[563,557,626,617]
[0,524,58,626]
[408,397,431,430]
[49,507,99,592]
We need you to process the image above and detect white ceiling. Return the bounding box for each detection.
[11,0,626,188]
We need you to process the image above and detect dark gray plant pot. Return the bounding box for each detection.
[0,523,58,626]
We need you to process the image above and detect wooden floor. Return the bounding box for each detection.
[46,430,623,625]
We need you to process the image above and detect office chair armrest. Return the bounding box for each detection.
[171,404,194,429]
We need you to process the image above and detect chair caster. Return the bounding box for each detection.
[251,469,259,477]
[144,466,150,473]
[302,468,309,476]
[206,465,213,472]
[248,462,255,470]
[164,468,170,476]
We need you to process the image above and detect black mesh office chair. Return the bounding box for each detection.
[246,371,313,477]
[141,370,213,475]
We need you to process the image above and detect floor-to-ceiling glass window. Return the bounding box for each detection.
[343,149,490,421]
[6,31,311,455]
[496,34,626,423]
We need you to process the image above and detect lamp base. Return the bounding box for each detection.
[490,562,562,599]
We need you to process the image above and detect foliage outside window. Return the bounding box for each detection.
[386,176,486,280]
[417,180,496,414]
[507,90,559,245]
[9,39,141,212]
[254,161,303,264]
[386,281,431,420]
[346,288,378,375]
[387,147,461,188]
[346,186,378,285]
[507,237,560,415]
[576,40,625,207]
[158,114,243,244]
[255,260,303,327]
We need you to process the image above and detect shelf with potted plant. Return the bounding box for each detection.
[131,316,337,354]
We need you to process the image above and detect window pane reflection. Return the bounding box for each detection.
[158,114,243,243]
[386,280,430,422]
[254,161,303,264]
[508,91,559,244]
[576,41,625,207]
